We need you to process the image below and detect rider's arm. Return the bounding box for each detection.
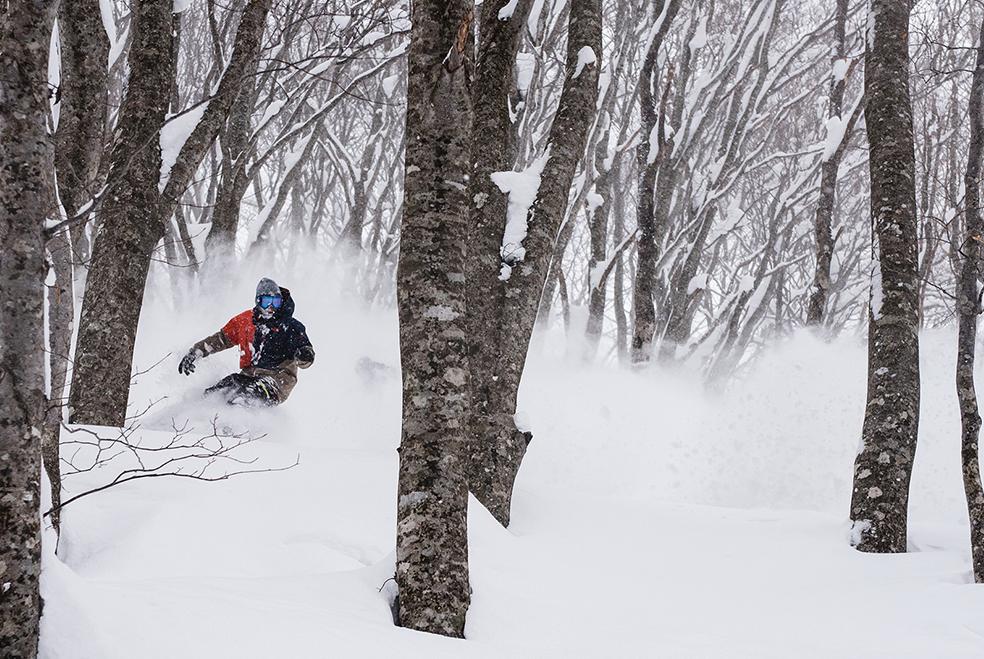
[178,314,244,375]
[292,321,315,369]
[190,329,234,358]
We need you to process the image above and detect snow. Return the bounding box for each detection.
[381,74,401,98]
[172,0,195,13]
[822,114,847,162]
[497,0,519,20]
[585,190,604,214]
[258,99,286,128]
[832,58,849,82]
[159,102,210,193]
[527,0,547,34]
[515,52,536,94]
[688,17,708,54]
[572,47,596,80]
[491,148,551,279]
[687,273,707,295]
[38,257,984,658]
[48,23,60,128]
[871,260,884,318]
[99,0,117,46]
[588,261,606,291]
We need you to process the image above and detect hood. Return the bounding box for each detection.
[254,286,295,323]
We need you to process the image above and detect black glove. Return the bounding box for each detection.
[294,345,315,364]
[178,350,199,375]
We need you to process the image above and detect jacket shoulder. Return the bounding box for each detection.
[222,310,254,341]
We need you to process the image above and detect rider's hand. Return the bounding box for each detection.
[294,345,315,364]
[178,349,199,375]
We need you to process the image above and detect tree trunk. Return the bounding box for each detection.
[47,0,110,533]
[55,0,110,262]
[69,0,270,426]
[338,88,390,257]
[68,0,176,427]
[957,13,984,583]
[394,0,474,637]
[463,0,535,521]
[629,0,684,365]
[467,0,602,526]
[849,0,920,554]
[805,0,849,326]
[42,232,71,534]
[205,11,264,265]
[0,1,57,655]
[612,170,628,364]
[584,147,617,359]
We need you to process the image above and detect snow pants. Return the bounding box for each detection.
[205,372,280,407]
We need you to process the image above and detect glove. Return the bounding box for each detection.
[294,345,315,365]
[178,349,199,375]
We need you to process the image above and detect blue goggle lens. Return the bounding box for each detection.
[257,294,282,309]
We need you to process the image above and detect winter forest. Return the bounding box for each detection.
[3,0,984,655]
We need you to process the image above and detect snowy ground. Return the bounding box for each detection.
[39,264,984,657]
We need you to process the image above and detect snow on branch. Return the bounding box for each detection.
[491,148,552,281]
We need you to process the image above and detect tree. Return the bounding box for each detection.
[45,0,112,533]
[465,0,602,526]
[394,0,474,637]
[957,12,984,583]
[67,0,176,427]
[69,0,271,426]
[849,0,920,553]
[630,0,684,364]
[0,0,58,654]
[805,0,851,326]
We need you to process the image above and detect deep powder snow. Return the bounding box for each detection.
[39,257,984,658]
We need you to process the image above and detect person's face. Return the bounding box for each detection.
[256,294,282,318]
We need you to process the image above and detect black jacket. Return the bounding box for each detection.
[250,287,314,369]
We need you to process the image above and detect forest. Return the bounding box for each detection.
[2,0,984,656]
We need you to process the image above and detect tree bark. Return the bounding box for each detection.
[68,0,176,427]
[47,0,110,534]
[629,0,685,364]
[42,232,70,534]
[0,1,57,655]
[55,0,109,260]
[584,142,617,359]
[463,0,536,524]
[849,0,920,554]
[805,0,849,326]
[69,0,270,426]
[957,13,984,583]
[467,0,602,526]
[204,6,264,264]
[394,0,474,637]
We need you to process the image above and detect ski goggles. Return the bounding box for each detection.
[256,294,283,309]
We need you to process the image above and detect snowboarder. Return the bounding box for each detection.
[178,278,315,406]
